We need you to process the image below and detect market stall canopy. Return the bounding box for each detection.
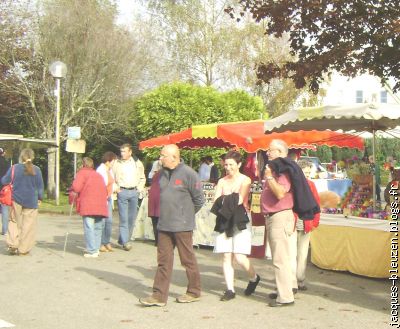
[263,103,400,209]
[139,120,364,152]
[263,104,400,133]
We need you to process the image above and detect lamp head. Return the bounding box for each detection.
[49,61,67,78]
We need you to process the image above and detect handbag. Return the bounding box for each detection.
[0,165,15,206]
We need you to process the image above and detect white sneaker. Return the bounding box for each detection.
[84,252,99,258]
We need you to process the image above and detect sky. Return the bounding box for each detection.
[116,0,142,26]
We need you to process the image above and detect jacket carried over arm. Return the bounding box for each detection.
[269,157,320,220]
[211,193,249,237]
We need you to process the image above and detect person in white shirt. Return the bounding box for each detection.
[96,151,117,252]
[112,144,146,251]
[198,157,211,181]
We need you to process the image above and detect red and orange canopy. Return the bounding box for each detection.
[139,120,364,152]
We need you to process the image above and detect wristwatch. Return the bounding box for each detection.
[266,176,274,180]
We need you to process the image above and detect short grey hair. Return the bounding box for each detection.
[270,139,289,156]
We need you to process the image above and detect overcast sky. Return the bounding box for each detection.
[116,0,141,26]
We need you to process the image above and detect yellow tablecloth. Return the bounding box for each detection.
[310,215,393,278]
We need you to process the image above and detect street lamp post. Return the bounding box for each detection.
[49,61,67,206]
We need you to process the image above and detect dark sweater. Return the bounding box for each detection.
[1,163,44,209]
[158,162,205,232]
[269,157,320,220]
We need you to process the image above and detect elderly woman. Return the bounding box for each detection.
[71,157,108,258]
[1,148,44,256]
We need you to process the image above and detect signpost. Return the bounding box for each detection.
[66,127,85,177]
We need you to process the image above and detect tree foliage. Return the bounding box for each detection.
[227,1,400,93]
[144,0,246,86]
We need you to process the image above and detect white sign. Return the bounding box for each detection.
[67,127,81,140]
[251,225,265,247]
[66,139,86,153]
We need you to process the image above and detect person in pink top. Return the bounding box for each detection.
[70,157,108,258]
[261,139,295,307]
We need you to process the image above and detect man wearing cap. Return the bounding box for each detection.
[0,148,10,235]
[112,143,146,251]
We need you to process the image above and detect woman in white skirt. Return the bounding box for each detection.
[213,151,260,301]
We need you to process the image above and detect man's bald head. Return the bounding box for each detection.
[160,144,180,169]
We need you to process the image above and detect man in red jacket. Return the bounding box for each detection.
[71,157,108,258]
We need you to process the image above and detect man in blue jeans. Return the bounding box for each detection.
[0,148,10,235]
[113,144,146,251]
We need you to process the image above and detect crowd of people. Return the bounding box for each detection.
[0,139,322,308]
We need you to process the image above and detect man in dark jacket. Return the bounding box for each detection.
[0,148,10,235]
[140,144,204,307]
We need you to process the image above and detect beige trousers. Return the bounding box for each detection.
[290,230,311,289]
[6,202,38,254]
[266,209,295,303]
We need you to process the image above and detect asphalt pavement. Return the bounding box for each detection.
[0,213,390,329]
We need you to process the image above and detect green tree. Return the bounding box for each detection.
[228,1,399,93]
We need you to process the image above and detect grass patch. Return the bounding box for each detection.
[40,194,73,215]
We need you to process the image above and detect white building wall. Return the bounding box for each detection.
[322,72,399,106]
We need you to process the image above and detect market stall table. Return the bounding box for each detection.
[310,213,393,278]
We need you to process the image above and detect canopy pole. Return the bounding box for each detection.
[372,129,376,211]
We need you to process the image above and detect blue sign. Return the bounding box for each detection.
[67,127,81,140]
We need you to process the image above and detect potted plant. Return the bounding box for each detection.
[346,161,373,185]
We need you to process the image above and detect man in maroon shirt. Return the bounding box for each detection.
[261,139,295,307]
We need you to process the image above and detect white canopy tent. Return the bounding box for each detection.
[264,103,400,209]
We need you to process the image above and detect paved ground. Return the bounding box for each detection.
[0,213,391,329]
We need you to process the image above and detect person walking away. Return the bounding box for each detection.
[70,157,108,258]
[2,148,43,255]
[139,144,204,307]
[96,151,117,252]
[212,150,260,301]
[0,147,10,235]
[112,143,146,251]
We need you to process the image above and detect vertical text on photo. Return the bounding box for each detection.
[389,183,399,328]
